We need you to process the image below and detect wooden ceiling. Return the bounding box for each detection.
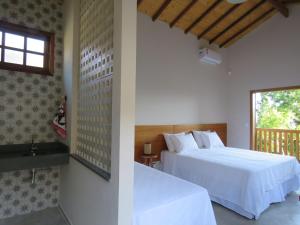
[137,0,298,47]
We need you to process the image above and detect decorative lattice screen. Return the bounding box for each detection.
[75,0,113,179]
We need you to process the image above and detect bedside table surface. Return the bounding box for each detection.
[141,154,158,167]
[141,154,158,159]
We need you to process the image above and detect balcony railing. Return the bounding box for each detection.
[255,128,300,161]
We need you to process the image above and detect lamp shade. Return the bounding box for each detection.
[144,143,152,155]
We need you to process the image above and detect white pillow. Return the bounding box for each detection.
[192,130,210,148]
[163,132,185,152]
[172,133,199,153]
[201,132,224,148]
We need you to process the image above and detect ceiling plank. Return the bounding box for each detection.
[197,3,241,40]
[220,8,275,48]
[209,0,266,44]
[137,0,144,7]
[184,0,222,34]
[170,0,198,28]
[267,0,289,17]
[152,0,172,21]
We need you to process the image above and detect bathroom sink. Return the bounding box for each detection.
[0,142,69,172]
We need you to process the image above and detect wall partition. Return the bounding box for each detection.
[73,0,114,180]
[60,0,136,224]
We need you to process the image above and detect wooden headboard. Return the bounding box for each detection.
[135,123,227,163]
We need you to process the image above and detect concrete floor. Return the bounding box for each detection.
[0,192,299,225]
[213,191,300,225]
[0,208,69,225]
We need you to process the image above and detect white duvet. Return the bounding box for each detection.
[161,147,300,219]
[134,163,216,225]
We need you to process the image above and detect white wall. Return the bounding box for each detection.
[136,13,229,125]
[60,1,136,225]
[112,1,137,224]
[227,5,300,148]
[137,6,300,148]
[60,159,118,225]
[62,0,79,149]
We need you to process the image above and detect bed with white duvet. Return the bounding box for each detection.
[134,162,217,225]
[161,147,300,219]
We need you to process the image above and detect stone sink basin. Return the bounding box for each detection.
[0,142,69,172]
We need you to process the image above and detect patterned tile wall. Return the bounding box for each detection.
[0,168,60,218]
[0,0,64,219]
[76,0,113,177]
[0,0,64,145]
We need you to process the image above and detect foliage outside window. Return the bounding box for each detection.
[256,89,300,130]
[0,21,54,76]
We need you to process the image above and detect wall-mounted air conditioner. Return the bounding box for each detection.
[199,48,222,65]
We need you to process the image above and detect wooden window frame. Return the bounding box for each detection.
[250,85,300,150]
[0,21,55,76]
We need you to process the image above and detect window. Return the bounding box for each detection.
[0,21,54,76]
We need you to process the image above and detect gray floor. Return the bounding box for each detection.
[0,192,299,225]
[0,207,69,225]
[213,191,300,225]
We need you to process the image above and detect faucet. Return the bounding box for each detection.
[30,137,38,184]
[31,138,38,156]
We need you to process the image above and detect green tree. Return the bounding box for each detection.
[256,89,300,130]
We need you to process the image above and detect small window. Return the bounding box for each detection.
[0,21,54,76]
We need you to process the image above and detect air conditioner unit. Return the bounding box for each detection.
[199,48,222,65]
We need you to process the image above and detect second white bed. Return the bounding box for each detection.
[161,147,300,219]
[134,162,216,225]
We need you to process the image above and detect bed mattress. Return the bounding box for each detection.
[161,147,300,219]
[134,162,217,225]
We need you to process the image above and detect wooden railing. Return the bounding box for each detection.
[255,128,300,161]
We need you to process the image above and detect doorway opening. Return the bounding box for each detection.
[250,86,300,161]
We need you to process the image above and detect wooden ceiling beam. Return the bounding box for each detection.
[137,0,144,7]
[185,0,222,34]
[220,8,275,48]
[283,0,300,4]
[152,0,172,21]
[267,0,289,17]
[170,0,198,28]
[197,3,241,40]
[209,0,266,44]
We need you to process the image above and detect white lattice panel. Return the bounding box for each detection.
[76,0,113,176]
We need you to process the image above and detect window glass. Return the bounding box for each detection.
[5,33,24,49]
[4,49,23,64]
[26,53,44,68]
[27,37,45,53]
[0,22,54,75]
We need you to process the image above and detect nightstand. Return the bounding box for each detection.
[141,154,158,167]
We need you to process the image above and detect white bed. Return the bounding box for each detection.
[134,162,217,225]
[161,147,300,219]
